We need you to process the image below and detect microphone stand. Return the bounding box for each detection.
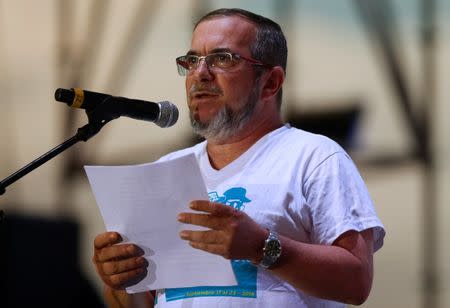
[0,100,120,221]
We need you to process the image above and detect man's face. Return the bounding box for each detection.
[186,16,262,141]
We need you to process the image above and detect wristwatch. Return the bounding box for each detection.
[259,230,282,269]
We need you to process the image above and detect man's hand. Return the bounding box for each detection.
[178,200,268,263]
[92,232,148,290]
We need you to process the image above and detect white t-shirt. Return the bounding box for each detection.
[154,125,385,308]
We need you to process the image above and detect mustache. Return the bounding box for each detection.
[189,84,222,97]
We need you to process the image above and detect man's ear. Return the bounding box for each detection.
[260,66,285,101]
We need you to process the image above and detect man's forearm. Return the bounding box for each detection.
[268,230,373,305]
[104,285,154,308]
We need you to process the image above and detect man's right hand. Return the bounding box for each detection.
[93,232,148,290]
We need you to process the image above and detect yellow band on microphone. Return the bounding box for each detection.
[72,88,84,108]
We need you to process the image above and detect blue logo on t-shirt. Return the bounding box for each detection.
[209,187,252,211]
[164,187,257,301]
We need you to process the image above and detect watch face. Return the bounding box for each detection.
[266,240,281,257]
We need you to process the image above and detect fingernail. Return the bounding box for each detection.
[179,231,188,239]
[177,214,185,221]
[111,232,122,242]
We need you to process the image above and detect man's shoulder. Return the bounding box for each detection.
[277,125,344,155]
[265,126,352,179]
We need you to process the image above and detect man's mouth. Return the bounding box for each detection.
[191,92,219,99]
[189,83,222,100]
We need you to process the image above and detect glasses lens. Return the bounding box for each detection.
[176,55,201,76]
[176,53,237,76]
[207,53,234,69]
[176,57,190,76]
[185,55,199,67]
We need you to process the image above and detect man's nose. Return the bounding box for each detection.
[192,58,214,80]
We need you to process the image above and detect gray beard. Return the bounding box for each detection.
[189,82,260,142]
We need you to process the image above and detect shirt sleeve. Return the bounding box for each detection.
[303,151,385,252]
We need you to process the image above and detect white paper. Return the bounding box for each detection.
[84,154,237,293]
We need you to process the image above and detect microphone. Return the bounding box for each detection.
[54,88,178,128]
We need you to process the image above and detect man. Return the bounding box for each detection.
[92,8,385,308]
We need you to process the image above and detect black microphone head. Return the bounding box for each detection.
[54,88,75,104]
[156,101,179,128]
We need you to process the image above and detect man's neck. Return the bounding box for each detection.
[206,119,283,170]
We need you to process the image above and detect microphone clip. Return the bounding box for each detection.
[75,97,121,142]
[86,96,121,124]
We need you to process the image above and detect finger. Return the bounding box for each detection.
[177,213,225,229]
[189,200,215,213]
[96,244,144,263]
[102,256,148,275]
[106,267,148,290]
[179,230,225,244]
[190,200,236,216]
[188,242,230,259]
[94,232,122,250]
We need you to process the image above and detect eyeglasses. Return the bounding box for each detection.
[175,52,271,76]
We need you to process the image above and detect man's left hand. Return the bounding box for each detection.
[178,200,268,263]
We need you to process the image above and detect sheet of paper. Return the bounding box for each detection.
[85,153,237,293]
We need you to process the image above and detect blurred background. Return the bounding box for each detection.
[0,0,449,307]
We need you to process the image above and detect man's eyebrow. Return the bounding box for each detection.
[186,48,232,56]
[186,50,199,56]
[210,48,232,53]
